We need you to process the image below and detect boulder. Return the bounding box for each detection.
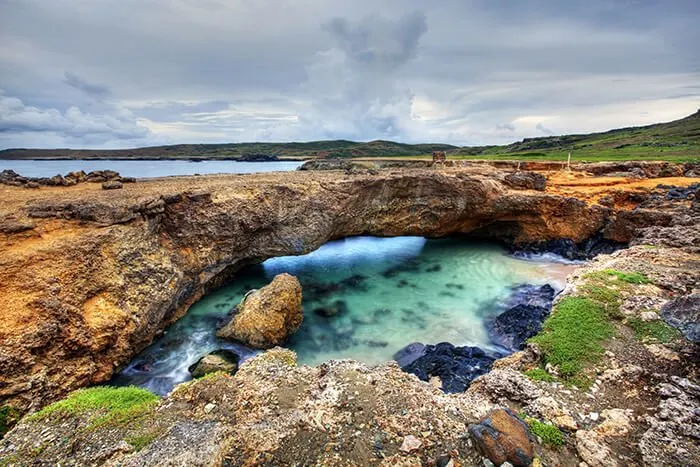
[487,284,556,351]
[469,408,534,467]
[188,349,240,378]
[102,180,124,190]
[503,171,546,191]
[217,273,303,348]
[398,342,502,393]
[660,294,700,342]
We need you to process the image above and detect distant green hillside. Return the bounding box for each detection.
[453,109,700,162]
[1,110,698,162]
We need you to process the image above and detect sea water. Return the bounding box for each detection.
[113,237,577,395]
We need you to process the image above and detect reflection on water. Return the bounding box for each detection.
[113,237,576,395]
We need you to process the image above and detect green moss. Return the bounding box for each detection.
[524,368,556,383]
[627,318,681,343]
[0,405,19,438]
[603,269,651,285]
[579,284,623,310]
[526,418,565,447]
[125,429,162,452]
[31,386,158,427]
[529,297,614,382]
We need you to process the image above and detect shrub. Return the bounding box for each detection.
[526,418,565,447]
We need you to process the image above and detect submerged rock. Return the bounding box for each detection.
[312,299,348,317]
[217,273,303,348]
[188,349,240,378]
[487,284,557,351]
[398,342,502,393]
[469,408,534,467]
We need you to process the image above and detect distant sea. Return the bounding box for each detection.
[0,159,303,178]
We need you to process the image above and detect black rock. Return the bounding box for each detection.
[393,342,426,367]
[396,342,503,393]
[514,235,624,260]
[487,284,557,351]
[660,294,700,342]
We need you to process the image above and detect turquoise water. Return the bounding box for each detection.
[113,237,575,395]
[0,159,302,178]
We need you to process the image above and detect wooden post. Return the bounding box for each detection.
[567,152,572,170]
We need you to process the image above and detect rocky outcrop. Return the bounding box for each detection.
[660,295,700,342]
[216,273,303,348]
[0,169,134,188]
[188,350,240,378]
[0,166,696,414]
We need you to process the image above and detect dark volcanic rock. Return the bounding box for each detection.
[515,235,624,260]
[469,408,534,467]
[487,284,557,351]
[398,342,502,393]
[661,294,700,342]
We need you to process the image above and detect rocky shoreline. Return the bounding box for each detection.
[0,163,698,465]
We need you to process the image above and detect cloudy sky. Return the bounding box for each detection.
[1,0,699,149]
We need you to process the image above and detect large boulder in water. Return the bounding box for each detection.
[396,342,502,393]
[188,349,240,378]
[217,273,303,348]
[487,284,557,351]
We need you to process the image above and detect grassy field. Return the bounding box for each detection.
[1,110,698,162]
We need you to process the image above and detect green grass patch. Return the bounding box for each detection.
[0,405,19,437]
[602,269,651,285]
[31,386,158,427]
[524,368,556,383]
[627,318,681,344]
[529,297,614,383]
[525,418,565,447]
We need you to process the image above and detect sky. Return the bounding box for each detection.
[0,0,699,149]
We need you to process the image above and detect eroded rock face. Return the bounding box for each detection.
[0,349,492,466]
[0,167,695,412]
[660,294,700,342]
[217,274,303,348]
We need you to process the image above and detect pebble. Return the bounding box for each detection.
[204,403,216,413]
[400,435,422,453]
[589,412,599,421]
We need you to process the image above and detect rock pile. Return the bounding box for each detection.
[0,169,135,188]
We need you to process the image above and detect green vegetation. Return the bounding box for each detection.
[125,429,163,452]
[1,110,698,162]
[627,317,681,344]
[525,418,566,447]
[31,386,158,427]
[0,405,19,437]
[530,297,614,385]
[524,367,556,383]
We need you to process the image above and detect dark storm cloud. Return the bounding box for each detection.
[0,0,698,148]
[63,72,111,98]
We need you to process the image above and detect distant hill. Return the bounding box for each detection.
[453,109,700,161]
[1,110,698,162]
[0,140,457,161]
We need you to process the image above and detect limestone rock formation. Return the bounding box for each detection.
[188,349,240,378]
[216,273,303,348]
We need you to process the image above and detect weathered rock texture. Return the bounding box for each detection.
[0,166,697,415]
[216,273,303,348]
[0,164,699,465]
